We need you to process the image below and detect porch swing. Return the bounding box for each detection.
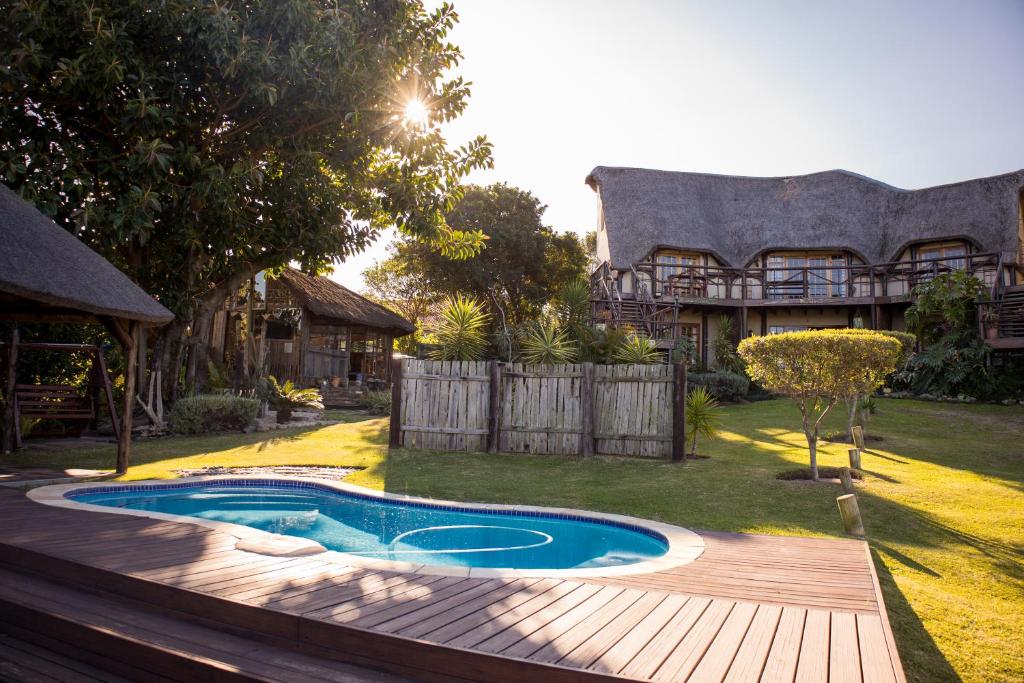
[11,342,120,447]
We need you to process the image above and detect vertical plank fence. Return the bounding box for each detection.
[391,359,686,459]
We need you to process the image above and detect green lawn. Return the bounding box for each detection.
[8,398,1022,682]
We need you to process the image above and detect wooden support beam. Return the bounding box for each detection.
[672,361,687,463]
[95,346,120,443]
[388,357,403,449]
[2,327,18,454]
[580,362,594,457]
[116,321,140,474]
[487,360,502,454]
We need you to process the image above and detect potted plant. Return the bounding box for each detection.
[267,376,324,424]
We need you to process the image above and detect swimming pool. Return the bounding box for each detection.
[64,480,673,571]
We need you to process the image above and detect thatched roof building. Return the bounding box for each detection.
[0,184,173,325]
[275,268,414,336]
[586,167,1024,269]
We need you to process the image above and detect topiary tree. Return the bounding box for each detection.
[837,329,917,440]
[738,330,902,480]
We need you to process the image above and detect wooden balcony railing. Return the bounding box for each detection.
[591,253,1002,304]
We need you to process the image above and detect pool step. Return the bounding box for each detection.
[0,567,407,683]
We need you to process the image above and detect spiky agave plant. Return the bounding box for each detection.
[267,375,324,423]
[430,294,491,361]
[518,322,578,365]
[686,386,721,458]
[611,334,661,364]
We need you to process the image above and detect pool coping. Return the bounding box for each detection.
[28,475,705,579]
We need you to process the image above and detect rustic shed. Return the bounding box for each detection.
[0,183,174,472]
[207,267,414,392]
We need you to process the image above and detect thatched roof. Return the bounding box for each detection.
[586,167,1024,268]
[275,268,415,335]
[0,184,174,324]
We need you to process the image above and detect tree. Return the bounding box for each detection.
[905,272,988,345]
[738,330,902,480]
[388,184,589,329]
[1,0,491,397]
[839,329,916,440]
[362,251,441,354]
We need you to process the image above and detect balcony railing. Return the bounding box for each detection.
[592,252,1002,304]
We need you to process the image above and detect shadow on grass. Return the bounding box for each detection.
[871,548,962,683]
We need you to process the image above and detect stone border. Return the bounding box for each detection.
[28,476,705,579]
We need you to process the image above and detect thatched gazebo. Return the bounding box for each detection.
[0,183,173,472]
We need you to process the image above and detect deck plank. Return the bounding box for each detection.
[796,609,831,683]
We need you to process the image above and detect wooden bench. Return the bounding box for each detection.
[14,384,94,446]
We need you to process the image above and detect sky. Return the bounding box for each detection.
[329,0,1024,291]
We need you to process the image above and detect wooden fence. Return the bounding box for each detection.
[389,359,687,459]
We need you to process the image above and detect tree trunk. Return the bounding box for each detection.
[846,397,857,441]
[803,411,819,481]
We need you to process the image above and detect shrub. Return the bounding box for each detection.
[430,294,491,361]
[711,315,745,374]
[611,334,661,364]
[776,466,863,481]
[685,386,721,458]
[688,371,750,402]
[168,394,260,435]
[360,390,392,416]
[518,322,578,364]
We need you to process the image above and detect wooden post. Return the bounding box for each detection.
[388,357,403,449]
[580,362,595,457]
[95,347,121,442]
[837,494,865,536]
[672,361,687,462]
[116,321,140,474]
[848,447,862,470]
[839,466,854,493]
[487,360,502,454]
[2,327,18,454]
[852,425,865,450]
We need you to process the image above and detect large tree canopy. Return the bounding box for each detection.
[379,183,588,328]
[1,0,491,390]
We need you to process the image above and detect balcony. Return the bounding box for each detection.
[592,252,1002,307]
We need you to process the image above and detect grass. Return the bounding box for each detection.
[9,398,1023,683]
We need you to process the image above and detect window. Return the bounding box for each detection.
[768,325,806,334]
[917,242,966,270]
[654,251,699,294]
[265,321,294,340]
[765,252,847,299]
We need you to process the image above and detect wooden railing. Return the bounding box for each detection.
[591,252,1002,303]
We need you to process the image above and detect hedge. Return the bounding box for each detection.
[168,394,260,435]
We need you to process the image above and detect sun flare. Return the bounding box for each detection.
[402,98,429,127]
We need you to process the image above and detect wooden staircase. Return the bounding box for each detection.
[986,285,1024,350]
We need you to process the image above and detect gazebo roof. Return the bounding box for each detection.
[0,184,173,325]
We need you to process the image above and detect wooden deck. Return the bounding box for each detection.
[0,488,905,682]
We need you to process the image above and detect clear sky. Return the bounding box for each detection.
[330,0,1024,290]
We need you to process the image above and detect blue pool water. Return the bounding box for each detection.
[70,482,668,570]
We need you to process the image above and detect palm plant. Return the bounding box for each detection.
[611,334,661,364]
[267,376,324,423]
[518,322,578,364]
[685,386,721,458]
[430,294,491,361]
[552,278,591,333]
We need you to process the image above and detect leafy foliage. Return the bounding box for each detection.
[671,335,698,366]
[385,184,589,328]
[1,0,491,395]
[894,331,991,397]
[711,315,744,374]
[517,322,578,364]
[266,376,324,411]
[168,394,260,434]
[738,329,902,479]
[685,386,721,457]
[359,391,393,416]
[580,326,629,364]
[905,272,988,344]
[688,371,750,402]
[362,249,442,355]
[430,294,491,361]
[611,334,661,364]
